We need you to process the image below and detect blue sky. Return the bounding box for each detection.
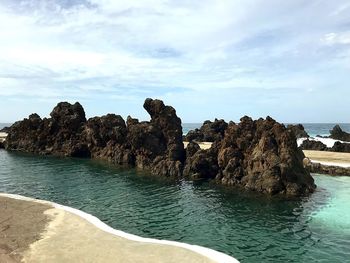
[0,0,350,123]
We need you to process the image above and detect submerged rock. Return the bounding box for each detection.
[5,99,315,196]
[185,119,228,142]
[287,124,309,139]
[329,125,350,142]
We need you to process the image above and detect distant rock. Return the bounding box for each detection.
[287,124,309,139]
[331,141,350,153]
[304,158,350,176]
[185,119,228,142]
[299,139,328,151]
[329,125,350,142]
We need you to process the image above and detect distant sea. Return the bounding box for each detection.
[2,123,350,138]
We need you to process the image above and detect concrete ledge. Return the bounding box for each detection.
[0,193,239,263]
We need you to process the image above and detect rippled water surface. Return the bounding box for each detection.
[0,150,349,262]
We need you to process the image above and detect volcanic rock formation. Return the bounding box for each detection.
[185,119,228,142]
[287,124,309,139]
[4,99,315,196]
[329,125,350,142]
[185,116,316,195]
[299,139,328,151]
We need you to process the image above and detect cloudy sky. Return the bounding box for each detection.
[0,0,349,123]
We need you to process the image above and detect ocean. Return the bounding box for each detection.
[1,121,350,261]
[0,150,349,262]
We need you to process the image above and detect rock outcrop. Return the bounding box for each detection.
[185,119,228,142]
[5,103,89,157]
[287,124,309,139]
[299,139,328,151]
[185,116,316,195]
[303,158,350,176]
[299,139,350,153]
[5,99,315,196]
[5,99,184,177]
[329,125,350,142]
[331,141,350,153]
[0,126,10,133]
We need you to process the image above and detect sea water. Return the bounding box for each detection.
[0,150,349,262]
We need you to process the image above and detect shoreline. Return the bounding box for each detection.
[0,193,238,263]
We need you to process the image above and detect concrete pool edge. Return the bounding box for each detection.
[0,193,239,263]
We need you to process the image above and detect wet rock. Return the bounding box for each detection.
[185,119,228,142]
[287,124,309,139]
[329,125,350,142]
[183,147,219,180]
[299,139,328,151]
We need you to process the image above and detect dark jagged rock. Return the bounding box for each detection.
[183,146,219,180]
[303,158,350,176]
[5,99,315,196]
[331,141,350,153]
[185,119,228,142]
[5,103,89,157]
[142,98,185,177]
[186,141,201,158]
[82,114,131,163]
[299,139,328,151]
[186,116,316,195]
[0,126,10,133]
[287,124,309,139]
[329,125,350,142]
[0,142,4,149]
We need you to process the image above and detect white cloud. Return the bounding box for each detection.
[0,0,350,122]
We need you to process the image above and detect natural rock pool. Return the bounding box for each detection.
[0,149,349,262]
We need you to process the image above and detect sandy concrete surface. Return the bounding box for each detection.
[0,132,7,142]
[0,194,238,263]
[303,150,350,167]
[0,197,50,263]
[184,142,212,150]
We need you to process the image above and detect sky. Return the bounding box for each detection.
[0,0,349,123]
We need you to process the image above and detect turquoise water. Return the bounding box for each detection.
[0,149,350,262]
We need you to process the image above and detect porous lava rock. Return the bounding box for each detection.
[185,119,228,142]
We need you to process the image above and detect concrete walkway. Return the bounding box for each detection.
[0,194,238,263]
